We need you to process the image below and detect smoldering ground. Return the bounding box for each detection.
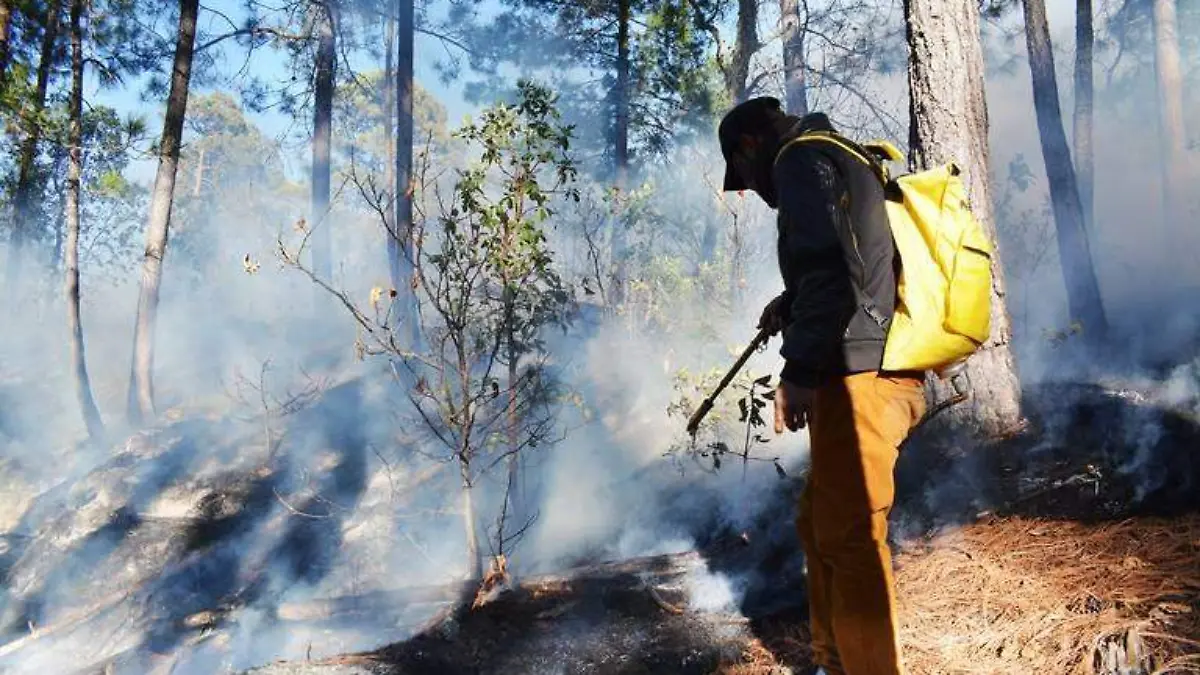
[0,8,1198,674]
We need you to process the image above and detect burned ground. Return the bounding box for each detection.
[248,377,1200,674]
[0,373,1197,674]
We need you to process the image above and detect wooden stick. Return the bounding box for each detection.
[686,328,770,436]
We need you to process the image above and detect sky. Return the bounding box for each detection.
[90,0,485,182]
[90,0,1084,185]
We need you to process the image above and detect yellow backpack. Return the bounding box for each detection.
[776,131,994,377]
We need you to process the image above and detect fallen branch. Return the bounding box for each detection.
[275,582,473,623]
[647,585,685,615]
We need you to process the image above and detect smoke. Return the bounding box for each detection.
[0,6,1197,674]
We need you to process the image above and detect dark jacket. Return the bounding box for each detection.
[770,115,898,388]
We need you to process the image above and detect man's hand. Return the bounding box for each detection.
[757,292,791,337]
[774,379,815,434]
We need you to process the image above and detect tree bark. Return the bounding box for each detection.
[1021,0,1108,338]
[310,1,335,292]
[395,0,420,350]
[725,0,759,104]
[5,0,61,289]
[609,0,631,306]
[614,0,630,187]
[126,0,199,423]
[384,14,398,288]
[780,0,809,116]
[460,447,481,579]
[1073,0,1094,232]
[505,334,521,551]
[0,0,12,83]
[1151,0,1187,226]
[66,0,103,439]
[904,0,1023,437]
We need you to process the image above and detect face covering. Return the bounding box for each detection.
[752,112,836,209]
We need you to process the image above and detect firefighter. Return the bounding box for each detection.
[719,96,926,675]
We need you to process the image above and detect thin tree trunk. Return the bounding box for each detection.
[698,0,762,270]
[614,0,630,187]
[192,147,205,197]
[1073,0,1094,232]
[126,0,199,423]
[395,0,420,350]
[780,0,809,115]
[609,0,631,306]
[0,0,12,83]
[310,1,335,292]
[1021,0,1107,338]
[904,0,1023,437]
[505,333,520,549]
[5,0,61,289]
[1152,0,1187,225]
[462,469,481,580]
[384,14,398,292]
[458,343,482,581]
[66,0,103,439]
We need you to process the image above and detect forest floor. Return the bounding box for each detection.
[249,383,1200,675]
[1,373,1198,675]
[247,512,1200,675]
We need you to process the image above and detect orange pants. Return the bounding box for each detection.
[795,371,926,675]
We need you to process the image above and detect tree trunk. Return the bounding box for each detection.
[1021,0,1108,338]
[395,0,420,350]
[192,147,205,197]
[698,0,762,270]
[384,14,398,289]
[0,0,12,83]
[1073,0,1093,232]
[66,0,103,439]
[5,0,61,290]
[725,0,759,104]
[780,0,809,116]
[1151,0,1187,227]
[505,338,521,551]
[310,1,335,292]
[904,0,1023,437]
[609,0,631,306]
[461,463,482,580]
[126,0,199,423]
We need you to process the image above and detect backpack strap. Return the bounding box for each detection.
[774,131,892,186]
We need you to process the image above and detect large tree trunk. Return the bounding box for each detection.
[1021,0,1108,338]
[608,0,631,306]
[725,0,759,104]
[126,0,199,423]
[0,0,12,83]
[395,0,420,350]
[1151,0,1187,226]
[780,0,809,116]
[1073,0,1094,232]
[904,0,1023,437]
[5,0,61,289]
[310,1,335,292]
[66,0,103,439]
